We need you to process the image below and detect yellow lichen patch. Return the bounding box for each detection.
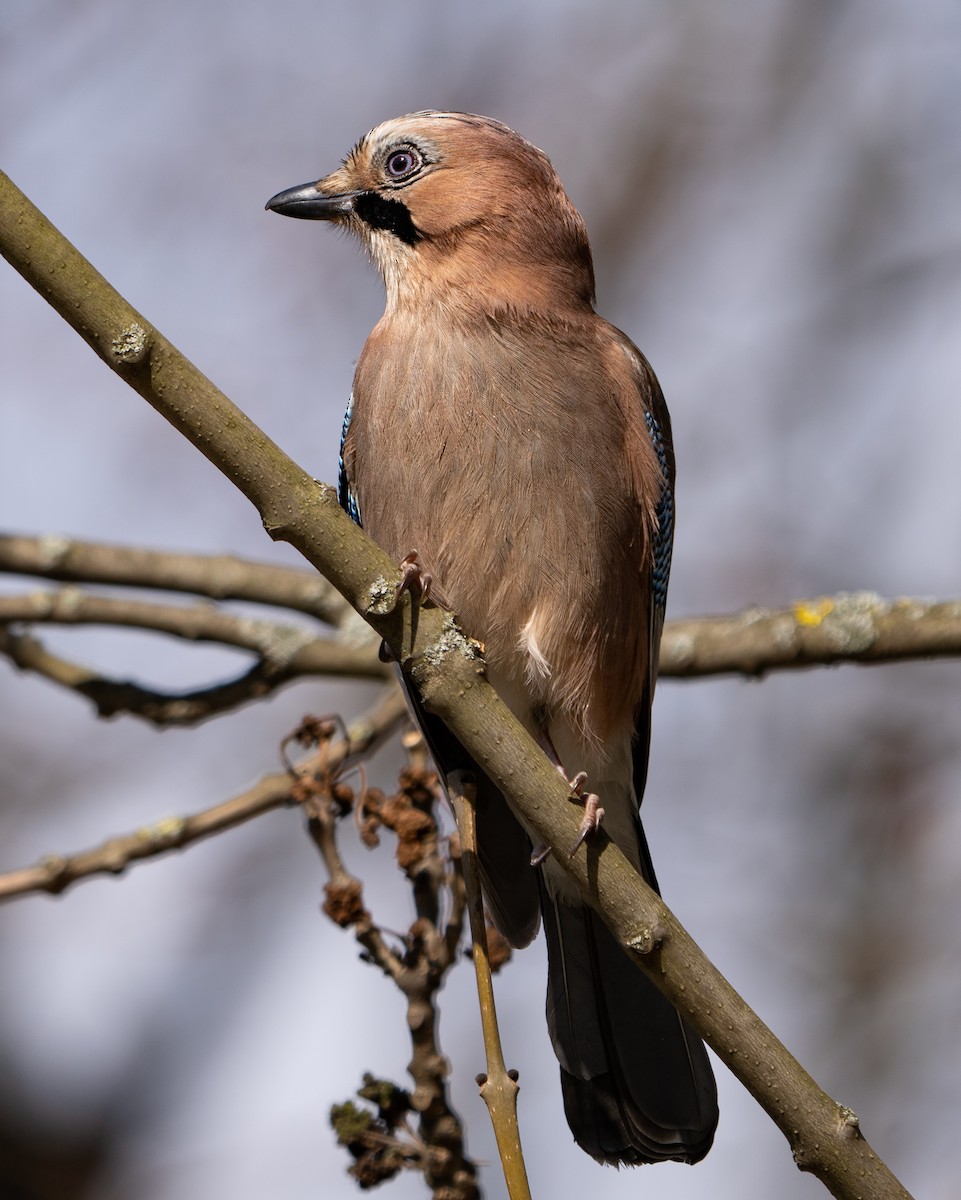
[793,597,836,627]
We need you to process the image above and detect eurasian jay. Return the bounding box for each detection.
[266,111,718,1166]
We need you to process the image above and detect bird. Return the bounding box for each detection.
[266,111,718,1166]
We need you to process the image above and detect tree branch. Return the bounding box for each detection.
[0,167,914,1200]
[660,593,961,676]
[0,571,384,723]
[449,771,531,1200]
[0,684,408,901]
[301,728,479,1197]
[4,535,957,679]
[1,623,325,724]
[0,623,381,726]
[0,588,384,678]
[0,532,349,625]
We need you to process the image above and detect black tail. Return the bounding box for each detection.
[541,821,718,1165]
[397,671,715,1161]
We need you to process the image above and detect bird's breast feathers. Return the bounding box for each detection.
[342,313,669,742]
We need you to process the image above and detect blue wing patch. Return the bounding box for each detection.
[338,393,362,527]
[644,409,673,614]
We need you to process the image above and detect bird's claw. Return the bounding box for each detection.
[529,767,605,864]
[532,730,605,861]
[530,842,551,867]
[394,550,432,608]
[568,789,605,857]
[567,770,588,794]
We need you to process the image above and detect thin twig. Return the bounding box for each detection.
[448,771,532,1200]
[303,769,406,983]
[303,740,479,1198]
[0,685,407,902]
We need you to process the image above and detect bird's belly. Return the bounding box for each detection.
[352,382,650,743]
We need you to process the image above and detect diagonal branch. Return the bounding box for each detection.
[0,167,914,1200]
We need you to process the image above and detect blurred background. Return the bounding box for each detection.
[2,1,960,1197]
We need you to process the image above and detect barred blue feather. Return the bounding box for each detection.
[644,408,673,615]
[338,393,362,526]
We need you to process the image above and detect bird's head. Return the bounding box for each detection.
[266,111,595,317]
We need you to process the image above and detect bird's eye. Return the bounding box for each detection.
[385,147,422,180]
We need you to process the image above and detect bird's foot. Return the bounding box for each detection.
[530,728,605,861]
[379,552,433,658]
[527,765,605,865]
[395,550,432,606]
[567,779,604,858]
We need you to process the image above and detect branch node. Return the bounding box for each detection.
[51,584,85,615]
[111,321,149,364]
[137,815,186,847]
[422,615,484,670]
[236,615,316,669]
[38,854,67,883]
[799,591,884,653]
[311,479,339,507]
[626,923,665,955]
[36,533,72,568]
[827,591,884,652]
[666,631,696,668]
[323,878,366,927]
[837,1105,863,1140]
[367,576,395,616]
